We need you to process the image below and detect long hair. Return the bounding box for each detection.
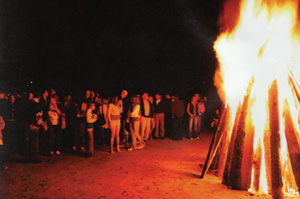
[130,96,140,111]
[110,96,119,106]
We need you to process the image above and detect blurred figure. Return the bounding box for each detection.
[108,96,122,154]
[211,109,220,133]
[197,97,205,137]
[64,95,78,149]
[120,90,130,148]
[95,99,107,145]
[4,94,24,156]
[28,92,34,101]
[48,95,63,155]
[148,96,155,139]
[140,93,151,141]
[164,94,172,138]
[39,90,49,109]
[0,115,5,169]
[0,95,6,169]
[187,96,198,139]
[90,90,95,102]
[102,98,110,144]
[171,94,185,140]
[128,96,145,151]
[84,90,91,103]
[93,95,101,144]
[86,102,97,157]
[26,92,47,163]
[154,94,166,139]
[73,100,87,153]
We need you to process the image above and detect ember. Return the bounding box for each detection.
[211,0,300,198]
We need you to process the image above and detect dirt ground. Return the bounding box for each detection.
[0,131,297,199]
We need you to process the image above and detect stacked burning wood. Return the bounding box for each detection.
[202,72,300,199]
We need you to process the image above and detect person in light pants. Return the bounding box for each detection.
[128,96,145,151]
[140,93,151,140]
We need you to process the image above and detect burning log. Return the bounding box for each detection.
[283,100,300,193]
[288,69,300,104]
[268,80,283,199]
[252,139,262,192]
[222,102,242,185]
[200,107,229,178]
[263,124,272,195]
[217,107,232,177]
[227,80,254,190]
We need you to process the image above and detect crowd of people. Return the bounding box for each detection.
[0,88,221,167]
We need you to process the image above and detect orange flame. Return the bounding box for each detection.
[214,0,300,196]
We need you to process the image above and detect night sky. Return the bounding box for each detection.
[0,0,223,99]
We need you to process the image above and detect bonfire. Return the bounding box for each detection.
[202,0,300,198]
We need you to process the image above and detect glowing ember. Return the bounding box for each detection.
[214,0,300,198]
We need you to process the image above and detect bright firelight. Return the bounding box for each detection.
[214,0,300,197]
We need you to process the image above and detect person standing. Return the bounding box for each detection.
[186,96,198,139]
[64,95,78,150]
[108,96,122,154]
[154,94,166,139]
[48,95,63,155]
[120,90,130,148]
[26,92,47,163]
[164,94,172,138]
[73,100,87,152]
[140,93,151,141]
[128,96,145,151]
[148,96,155,139]
[86,102,97,157]
[4,94,23,156]
[197,97,205,138]
[171,94,185,140]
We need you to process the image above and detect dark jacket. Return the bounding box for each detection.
[171,99,185,118]
[154,100,166,114]
[140,100,151,117]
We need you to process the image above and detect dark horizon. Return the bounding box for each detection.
[0,0,223,99]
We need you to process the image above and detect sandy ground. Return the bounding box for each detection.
[0,131,298,199]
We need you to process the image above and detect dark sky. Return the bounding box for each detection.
[0,0,223,98]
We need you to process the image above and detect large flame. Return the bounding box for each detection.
[214,0,300,196]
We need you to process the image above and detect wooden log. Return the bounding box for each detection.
[268,80,283,199]
[222,102,242,185]
[242,119,254,190]
[227,80,254,190]
[200,107,228,179]
[283,100,300,193]
[288,70,300,103]
[263,123,272,194]
[217,106,232,177]
[209,107,229,170]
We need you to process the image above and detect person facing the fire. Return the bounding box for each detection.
[211,109,220,133]
[48,95,63,155]
[128,96,145,151]
[171,94,185,140]
[120,90,130,148]
[196,95,205,137]
[187,95,198,139]
[26,92,48,163]
[140,93,151,141]
[154,94,166,139]
[85,102,97,157]
[108,96,122,154]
